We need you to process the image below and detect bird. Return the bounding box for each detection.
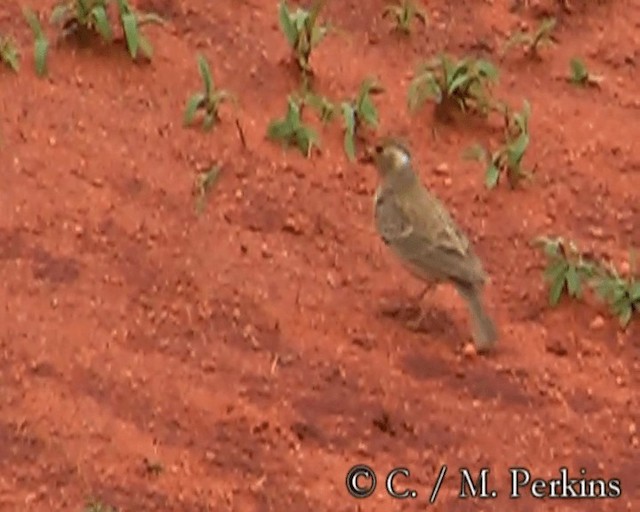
[364,139,498,352]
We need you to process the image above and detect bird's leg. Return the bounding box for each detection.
[406,281,437,331]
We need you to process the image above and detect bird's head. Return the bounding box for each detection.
[362,138,413,180]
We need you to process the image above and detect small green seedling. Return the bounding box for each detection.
[592,257,640,328]
[184,54,233,131]
[408,54,499,115]
[23,8,49,77]
[502,17,556,58]
[535,236,597,307]
[84,500,116,512]
[464,100,532,189]
[50,0,113,40]
[278,0,328,74]
[0,35,20,72]
[383,0,427,34]
[193,164,222,214]
[340,78,383,161]
[568,58,603,87]
[267,96,319,157]
[115,0,163,60]
[303,91,336,124]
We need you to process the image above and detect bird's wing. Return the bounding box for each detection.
[377,186,486,286]
[374,186,415,246]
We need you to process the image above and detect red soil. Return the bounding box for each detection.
[0,0,638,510]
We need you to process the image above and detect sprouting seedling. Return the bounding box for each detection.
[408,54,499,116]
[502,17,556,59]
[184,54,234,131]
[50,0,113,41]
[0,35,20,72]
[303,91,336,124]
[115,0,163,60]
[383,0,427,34]
[193,164,222,214]
[84,500,116,512]
[534,236,597,307]
[340,78,384,161]
[267,96,319,158]
[592,254,640,328]
[464,100,532,189]
[278,0,328,74]
[23,8,49,77]
[568,58,603,87]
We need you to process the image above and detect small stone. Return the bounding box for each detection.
[434,162,449,175]
[462,343,477,358]
[590,315,605,330]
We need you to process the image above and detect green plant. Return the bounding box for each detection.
[568,58,603,87]
[50,0,112,40]
[464,100,532,188]
[193,164,222,214]
[303,91,336,124]
[84,500,116,512]
[115,0,163,60]
[502,17,556,58]
[184,54,234,130]
[23,8,49,77]
[278,0,328,74]
[535,236,597,306]
[592,257,640,328]
[408,54,499,115]
[0,35,20,72]
[267,96,319,157]
[383,0,427,34]
[340,78,383,161]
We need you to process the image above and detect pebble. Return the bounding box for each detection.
[462,343,477,358]
[589,315,605,330]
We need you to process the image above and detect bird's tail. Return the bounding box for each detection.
[455,283,498,352]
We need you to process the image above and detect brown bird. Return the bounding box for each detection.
[365,139,498,352]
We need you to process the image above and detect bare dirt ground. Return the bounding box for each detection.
[1,0,639,511]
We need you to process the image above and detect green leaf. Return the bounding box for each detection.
[296,127,319,158]
[121,12,139,58]
[484,162,499,189]
[507,133,529,166]
[278,1,298,47]
[618,303,633,327]
[629,282,640,301]
[549,273,566,306]
[544,260,568,283]
[565,265,581,297]
[358,94,378,127]
[447,73,470,95]
[50,4,70,25]
[92,5,113,41]
[184,93,206,126]
[197,54,212,97]
[475,59,498,79]
[0,40,20,72]
[34,37,49,77]
[137,34,153,59]
[24,8,44,38]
